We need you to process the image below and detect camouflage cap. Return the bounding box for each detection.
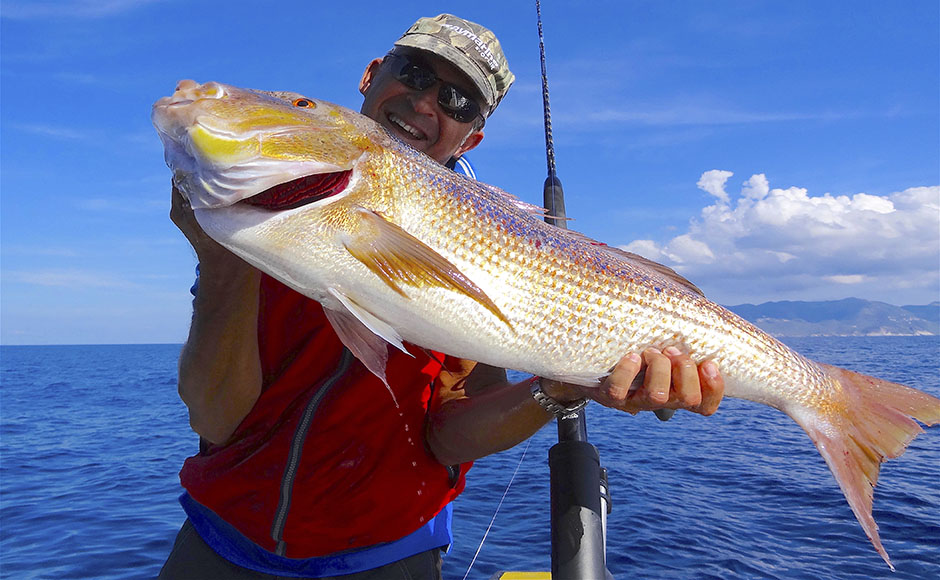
[394,14,515,116]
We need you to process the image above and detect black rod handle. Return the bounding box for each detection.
[549,440,607,579]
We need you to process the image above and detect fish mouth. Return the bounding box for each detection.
[241,169,352,211]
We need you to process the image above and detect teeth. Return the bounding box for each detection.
[389,113,423,140]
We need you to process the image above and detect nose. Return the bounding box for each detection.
[155,80,227,108]
[407,86,439,117]
[152,81,230,139]
[175,80,225,100]
[175,79,200,93]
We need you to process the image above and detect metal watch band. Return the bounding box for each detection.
[529,377,588,418]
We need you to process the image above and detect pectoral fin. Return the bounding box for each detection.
[323,288,405,407]
[343,207,511,327]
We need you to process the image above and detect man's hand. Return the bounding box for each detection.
[542,347,724,418]
[171,186,231,263]
[171,183,263,445]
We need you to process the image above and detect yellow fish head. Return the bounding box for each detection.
[152,80,376,209]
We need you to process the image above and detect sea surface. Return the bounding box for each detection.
[1,337,938,579]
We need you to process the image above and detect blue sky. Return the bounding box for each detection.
[1,1,938,345]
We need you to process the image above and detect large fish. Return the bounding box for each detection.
[153,80,939,569]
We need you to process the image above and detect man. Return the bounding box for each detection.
[160,14,724,580]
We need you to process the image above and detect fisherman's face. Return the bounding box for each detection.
[359,49,485,164]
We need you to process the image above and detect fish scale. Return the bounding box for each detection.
[371,144,687,374]
[413,152,831,405]
[153,80,939,570]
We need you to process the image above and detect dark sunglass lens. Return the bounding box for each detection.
[438,84,480,123]
[395,59,437,91]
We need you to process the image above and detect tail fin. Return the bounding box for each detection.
[791,363,940,570]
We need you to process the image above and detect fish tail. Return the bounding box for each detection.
[790,362,940,570]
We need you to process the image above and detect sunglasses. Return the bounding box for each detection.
[383,53,485,125]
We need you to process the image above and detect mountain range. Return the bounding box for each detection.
[725,298,939,337]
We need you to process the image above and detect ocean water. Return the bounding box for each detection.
[1,337,937,579]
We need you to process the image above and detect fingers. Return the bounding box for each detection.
[642,348,673,405]
[599,347,724,417]
[696,360,724,415]
[169,182,219,254]
[603,352,642,402]
[170,184,197,232]
[170,184,185,224]
[662,346,702,408]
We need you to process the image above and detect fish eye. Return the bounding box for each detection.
[292,98,316,109]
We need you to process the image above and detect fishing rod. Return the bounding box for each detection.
[535,2,610,578]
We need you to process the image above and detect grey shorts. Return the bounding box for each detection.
[157,519,443,580]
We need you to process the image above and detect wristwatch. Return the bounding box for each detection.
[529,377,588,418]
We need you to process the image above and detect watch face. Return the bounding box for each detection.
[531,382,587,417]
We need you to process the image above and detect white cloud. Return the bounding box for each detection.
[13,123,89,140]
[579,107,845,127]
[826,275,866,285]
[1,0,166,20]
[5,269,135,289]
[53,71,101,84]
[1,245,79,258]
[12,123,158,150]
[74,197,165,213]
[665,234,715,264]
[622,172,940,305]
[696,170,733,204]
[741,174,769,200]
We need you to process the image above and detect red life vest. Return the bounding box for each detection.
[180,274,471,558]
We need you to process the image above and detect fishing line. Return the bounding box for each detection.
[536,0,556,180]
[536,0,567,229]
[460,437,532,580]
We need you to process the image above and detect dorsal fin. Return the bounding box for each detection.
[595,243,704,296]
[556,227,705,297]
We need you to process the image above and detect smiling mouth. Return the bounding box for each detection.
[388,113,426,141]
[242,170,352,211]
